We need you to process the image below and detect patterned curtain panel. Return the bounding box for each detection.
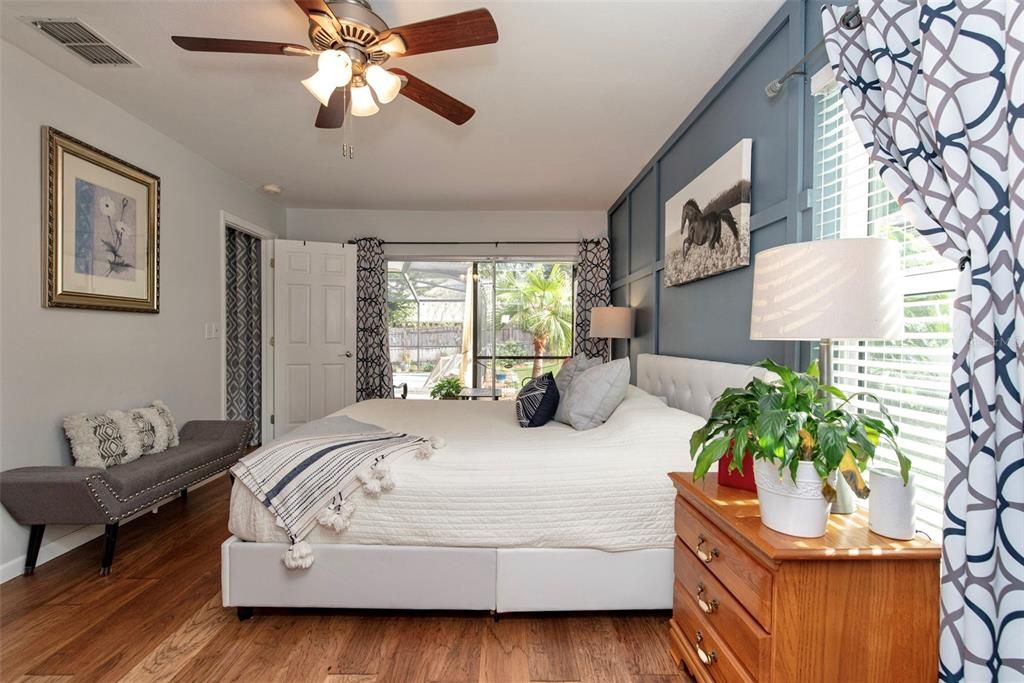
[573,238,612,359]
[823,3,1022,681]
[354,237,394,401]
[224,227,261,446]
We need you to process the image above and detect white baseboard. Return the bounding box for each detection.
[0,473,226,584]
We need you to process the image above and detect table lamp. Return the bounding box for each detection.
[749,238,904,511]
[590,306,634,361]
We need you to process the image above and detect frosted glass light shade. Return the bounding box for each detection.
[302,50,352,106]
[590,306,634,339]
[365,65,401,104]
[749,238,903,341]
[302,71,338,107]
[350,84,379,117]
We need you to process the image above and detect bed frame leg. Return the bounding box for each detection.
[490,609,500,622]
[237,606,253,621]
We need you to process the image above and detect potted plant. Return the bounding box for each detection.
[429,375,463,400]
[690,359,909,538]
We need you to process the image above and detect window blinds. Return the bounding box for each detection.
[812,83,955,533]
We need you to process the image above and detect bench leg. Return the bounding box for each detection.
[237,607,253,621]
[100,523,119,576]
[24,525,45,576]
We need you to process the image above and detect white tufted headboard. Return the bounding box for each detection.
[636,354,769,419]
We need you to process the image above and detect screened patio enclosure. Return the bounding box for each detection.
[388,260,575,399]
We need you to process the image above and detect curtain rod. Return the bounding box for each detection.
[347,240,580,246]
[764,6,862,98]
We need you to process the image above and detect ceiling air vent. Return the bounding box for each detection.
[22,18,138,66]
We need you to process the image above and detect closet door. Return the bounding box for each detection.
[273,240,356,438]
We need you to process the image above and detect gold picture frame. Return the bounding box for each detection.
[43,127,160,313]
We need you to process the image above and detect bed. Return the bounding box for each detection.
[221,354,767,614]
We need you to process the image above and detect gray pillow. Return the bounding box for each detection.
[562,358,631,431]
[553,354,604,424]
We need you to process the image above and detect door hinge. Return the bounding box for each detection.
[270,257,275,268]
[270,414,275,425]
[270,336,275,347]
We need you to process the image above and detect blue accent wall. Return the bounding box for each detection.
[609,1,827,377]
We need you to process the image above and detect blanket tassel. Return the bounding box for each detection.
[317,499,355,533]
[283,540,314,569]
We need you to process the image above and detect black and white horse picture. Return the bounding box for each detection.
[664,140,752,286]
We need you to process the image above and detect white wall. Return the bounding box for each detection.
[286,208,606,259]
[0,41,286,576]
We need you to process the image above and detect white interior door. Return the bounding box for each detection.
[273,240,357,438]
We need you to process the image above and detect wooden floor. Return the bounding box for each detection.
[0,476,689,682]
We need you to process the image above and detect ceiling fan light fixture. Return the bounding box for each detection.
[350,84,379,117]
[302,49,352,106]
[376,34,406,56]
[365,65,401,104]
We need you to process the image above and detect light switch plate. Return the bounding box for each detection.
[204,323,216,339]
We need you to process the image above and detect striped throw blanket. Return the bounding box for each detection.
[231,426,435,569]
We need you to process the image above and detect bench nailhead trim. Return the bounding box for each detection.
[83,426,252,523]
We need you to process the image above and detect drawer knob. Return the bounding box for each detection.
[694,630,717,666]
[695,534,720,564]
[696,582,719,614]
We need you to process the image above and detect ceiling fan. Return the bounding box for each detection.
[171,0,498,128]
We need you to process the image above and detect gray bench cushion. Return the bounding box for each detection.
[0,420,251,525]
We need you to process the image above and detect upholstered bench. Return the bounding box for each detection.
[0,420,252,576]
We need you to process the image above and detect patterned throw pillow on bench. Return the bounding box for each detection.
[64,411,143,469]
[64,400,180,468]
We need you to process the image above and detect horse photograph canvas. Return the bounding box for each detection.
[664,139,751,286]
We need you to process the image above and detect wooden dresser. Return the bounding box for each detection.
[668,473,940,683]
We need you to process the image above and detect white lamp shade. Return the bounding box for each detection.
[302,50,352,106]
[302,70,340,107]
[590,306,634,339]
[365,65,402,104]
[750,238,904,341]
[350,84,379,117]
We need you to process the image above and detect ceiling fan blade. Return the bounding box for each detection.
[389,69,475,125]
[315,88,349,129]
[293,0,343,44]
[171,36,314,56]
[378,9,498,57]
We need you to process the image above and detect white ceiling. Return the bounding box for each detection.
[1,0,784,210]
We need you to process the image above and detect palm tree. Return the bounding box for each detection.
[496,264,573,377]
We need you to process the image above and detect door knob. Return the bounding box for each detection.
[342,351,353,358]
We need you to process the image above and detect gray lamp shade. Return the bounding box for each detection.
[749,238,904,341]
[590,306,634,339]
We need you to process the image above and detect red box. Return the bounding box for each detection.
[717,445,757,492]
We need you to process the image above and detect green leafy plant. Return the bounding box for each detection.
[429,375,463,400]
[690,359,909,502]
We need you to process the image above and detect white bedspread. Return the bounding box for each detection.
[228,388,705,551]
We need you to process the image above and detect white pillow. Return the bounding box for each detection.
[563,358,631,431]
[553,354,604,424]
[64,410,143,469]
[152,400,180,447]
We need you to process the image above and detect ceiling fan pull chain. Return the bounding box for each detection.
[341,111,355,160]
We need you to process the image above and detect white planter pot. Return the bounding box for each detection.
[869,467,917,540]
[754,459,834,538]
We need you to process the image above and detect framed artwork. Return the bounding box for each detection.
[664,139,751,286]
[43,127,160,312]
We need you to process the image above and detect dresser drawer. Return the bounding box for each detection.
[675,495,773,629]
[672,581,755,683]
[674,537,770,680]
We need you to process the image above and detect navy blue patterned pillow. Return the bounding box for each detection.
[515,372,560,428]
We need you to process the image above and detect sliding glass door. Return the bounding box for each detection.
[387,259,574,399]
[474,261,574,397]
